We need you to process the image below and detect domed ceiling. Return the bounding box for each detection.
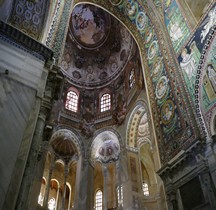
[60,3,134,89]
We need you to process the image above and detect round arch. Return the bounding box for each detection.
[88,128,123,166]
[126,101,150,148]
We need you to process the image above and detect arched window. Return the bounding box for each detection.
[48,197,56,210]
[38,193,44,206]
[100,93,111,112]
[95,190,103,210]
[129,68,135,89]
[65,90,78,112]
[143,183,149,196]
[117,185,123,206]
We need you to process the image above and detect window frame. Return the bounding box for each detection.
[95,190,103,210]
[100,92,111,112]
[129,68,136,89]
[65,88,79,112]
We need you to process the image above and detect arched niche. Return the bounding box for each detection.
[90,129,122,165]
[126,101,150,148]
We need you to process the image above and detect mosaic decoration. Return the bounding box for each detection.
[156,76,168,99]
[136,12,146,31]
[178,4,216,105]
[46,0,62,47]
[164,0,190,53]
[0,0,13,22]
[199,31,216,136]
[9,0,49,40]
[60,0,200,164]
[147,40,158,60]
[125,0,138,20]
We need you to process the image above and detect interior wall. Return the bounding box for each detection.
[0,39,47,209]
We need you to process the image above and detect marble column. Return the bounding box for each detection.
[28,140,50,209]
[200,172,216,209]
[61,165,69,210]
[55,186,60,210]
[169,192,178,210]
[116,160,122,208]
[75,158,93,210]
[86,162,94,210]
[73,156,82,210]
[15,107,49,210]
[44,157,55,208]
[103,164,108,210]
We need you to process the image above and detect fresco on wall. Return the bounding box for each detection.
[164,0,190,53]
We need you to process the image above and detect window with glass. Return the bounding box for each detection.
[117,185,123,206]
[48,198,56,210]
[65,90,78,112]
[100,93,111,112]
[95,190,103,210]
[143,183,149,196]
[129,68,135,89]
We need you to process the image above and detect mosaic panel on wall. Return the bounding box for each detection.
[109,0,194,164]
[164,0,190,53]
[178,5,216,107]
[9,0,49,40]
[201,35,216,135]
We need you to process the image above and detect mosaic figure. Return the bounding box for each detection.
[152,57,163,79]
[200,6,216,43]
[136,12,146,30]
[169,21,183,42]
[148,40,158,60]
[207,64,216,92]
[156,76,168,99]
[161,100,174,124]
[126,0,136,16]
[145,28,153,44]
[180,48,196,80]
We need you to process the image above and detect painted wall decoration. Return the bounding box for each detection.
[71,4,110,48]
[9,0,49,40]
[164,0,190,53]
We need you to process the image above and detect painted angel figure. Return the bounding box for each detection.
[200,6,216,43]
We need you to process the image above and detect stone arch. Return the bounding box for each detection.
[195,25,215,138]
[50,128,83,159]
[88,128,123,166]
[53,126,85,157]
[126,100,150,148]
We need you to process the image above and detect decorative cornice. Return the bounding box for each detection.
[157,138,206,177]
[0,21,53,61]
